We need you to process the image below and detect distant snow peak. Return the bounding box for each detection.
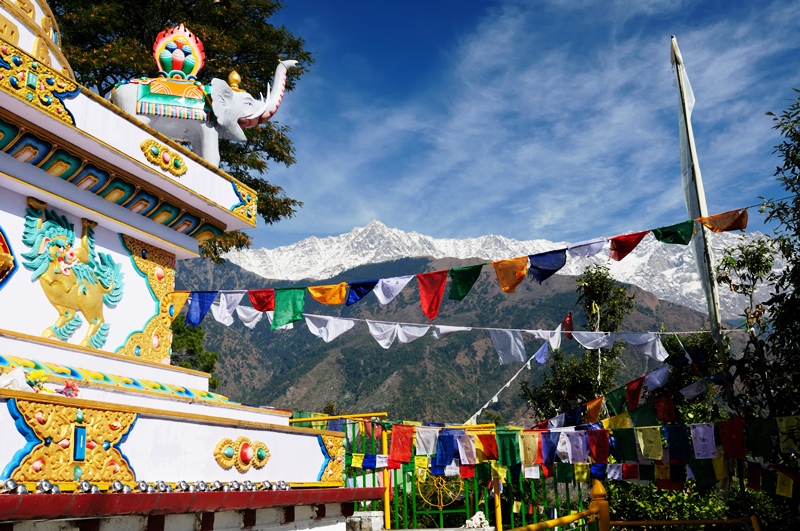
[223,222,773,320]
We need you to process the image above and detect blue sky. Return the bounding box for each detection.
[249,0,800,249]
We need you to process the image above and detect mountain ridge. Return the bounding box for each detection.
[226,220,773,320]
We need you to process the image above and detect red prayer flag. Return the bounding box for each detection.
[460,464,476,479]
[417,270,449,320]
[698,209,748,233]
[587,430,610,464]
[562,312,574,340]
[653,395,677,424]
[747,463,761,491]
[717,418,746,460]
[622,463,639,479]
[625,376,645,411]
[609,231,649,261]
[248,289,275,311]
[388,424,415,464]
[476,434,499,461]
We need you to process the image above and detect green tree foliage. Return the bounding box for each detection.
[519,264,635,419]
[50,0,313,261]
[171,319,220,389]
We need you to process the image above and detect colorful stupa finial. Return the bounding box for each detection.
[152,24,205,80]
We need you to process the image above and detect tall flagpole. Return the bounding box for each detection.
[670,36,724,351]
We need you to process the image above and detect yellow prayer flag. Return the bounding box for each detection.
[520,433,539,467]
[512,501,521,514]
[404,421,423,426]
[712,454,728,480]
[352,453,365,468]
[491,462,507,480]
[491,257,528,293]
[415,455,429,471]
[636,427,662,460]
[602,412,631,430]
[655,464,670,480]
[585,397,604,424]
[574,463,590,483]
[310,412,327,430]
[307,282,348,305]
[776,472,794,498]
[776,416,800,454]
[169,292,190,321]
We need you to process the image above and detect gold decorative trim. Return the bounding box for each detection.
[10,399,136,483]
[320,434,344,485]
[0,388,346,437]
[115,235,175,364]
[0,39,78,124]
[140,140,187,177]
[0,173,201,258]
[0,327,208,377]
[0,7,75,78]
[214,436,270,473]
[231,181,259,223]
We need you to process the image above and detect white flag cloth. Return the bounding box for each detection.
[489,330,526,365]
[366,321,430,349]
[0,367,32,391]
[456,434,477,465]
[533,341,550,364]
[556,431,570,462]
[680,379,707,400]
[645,365,670,391]
[550,413,565,429]
[235,306,264,329]
[618,333,669,361]
[568,238,607,258]
[572,332,618,350]
[565,431,588,463]
[210,291,246,326]
[367,321,397,348]
[690,423,717,459]
[524,466,540,479]
[265,311,293,330]
[373,275,414,306]
[444,458,461,477]
[375,454,389,469]
[433,325,472,339]
[398,323,431,343]
[304,314,356,343]
[415,427,439,455]
[607,463,623,480]
[525,324,562,350]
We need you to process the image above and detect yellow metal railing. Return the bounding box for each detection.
[511,479,609,531]
[609,516,761,529]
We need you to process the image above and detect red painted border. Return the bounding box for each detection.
[0,487,384,521]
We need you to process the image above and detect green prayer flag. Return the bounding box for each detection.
[496,429,521,466]
[448,264,484,301]
[475,462,492,484]
[652,220,694,245]
[629,404,660,427]
[606,386,627,416]
[613,428,639,462]
[272,288,305,330]
[639,464,655,481]
[688,456,717,488]
[555,462,573,483]
[746,418,773,458]
[292,410,312,428]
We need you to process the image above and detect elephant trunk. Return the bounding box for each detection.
[258,60,298,125]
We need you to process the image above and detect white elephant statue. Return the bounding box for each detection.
[110,59,297,167]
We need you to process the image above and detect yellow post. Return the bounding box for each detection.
[493,478,503,531]
[382,429,391,530]
[589,479,609,531]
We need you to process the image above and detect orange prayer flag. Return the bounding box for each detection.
[585,396,604,424]
[698,209,748,233]
[169,292,190,321]
[307,282,347,305]
[491,256,528,293]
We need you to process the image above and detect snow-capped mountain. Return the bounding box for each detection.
[225,220,776,320]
